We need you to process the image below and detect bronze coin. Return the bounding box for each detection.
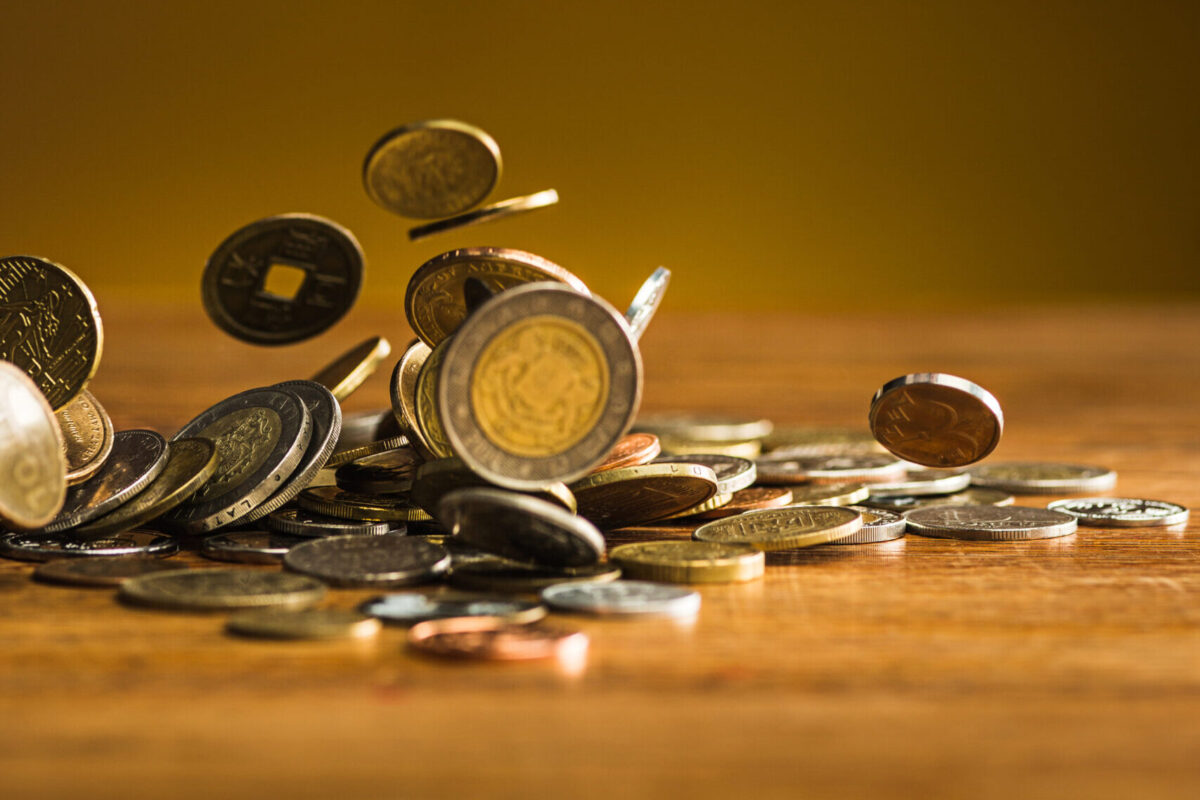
[691,486,795,519]
[407,616,588,661]
[589,433,662,473]
[56,390,114,485]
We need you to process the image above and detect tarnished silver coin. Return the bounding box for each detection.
[284,533,449,588]
[360,592,547,625]
[867,469,971,498]
[634,412,773,444]
[830,506,906,544]
[859,487,1014,512]
[968,462,1117,494]
[1046,498,1190,528]
[651,454,756,495]
[166,387,312,533]
[754,454,905,485]
[0,360,67,529]
[407,189,559,240]
[541,581,701,618]
[265,507,395,538]
[201,530,305,564]
[869,373,1004,468]
[121,568,325,611]
[33,556,188,588]
[905,505,1077,541]
[44,429,169,532]
[437,487,604,568]
[336,409,404,453]
[0,530,178,563]
[227,607,381,640]
[623,267,671,342]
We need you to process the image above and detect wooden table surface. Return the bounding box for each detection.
[3,299,1199,800]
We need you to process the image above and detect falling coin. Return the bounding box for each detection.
[310,336,391,402]
[869,373,1003,468]
[407,189,560,240]
[0,360,67,529]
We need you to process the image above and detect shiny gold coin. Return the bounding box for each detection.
[297,485,432,523]
[325,434,410,469]
[571,463,718,529]
[869,373,1003,468]
[226,607,382,640]
[414,338,455,458]
[0,256,103,410]
[665,492,733,520]
[56,390,114,485]
[692,486,794,520]
[609,541,764,584]
[121,569,326,612]
[658,436,762,459]
[0,360,67,529]
[389,339,433,456]
[310,335,391,402]
[786,483,871,506]
[410,457,577,516]
[407,188,560,241]
[693,505,863,551]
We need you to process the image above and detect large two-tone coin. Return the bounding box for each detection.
[905,505,1077,541]
[1046,498,1189,527]
[869,373,1003,468]
[0,360,67,529]
[45,429,169,532]
[55,390,113,485]
[693,505,862,551]
[967,462,1117,494]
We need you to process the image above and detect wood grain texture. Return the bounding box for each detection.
[2,299,1199,800]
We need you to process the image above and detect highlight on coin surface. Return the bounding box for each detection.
[868,373,1003,468]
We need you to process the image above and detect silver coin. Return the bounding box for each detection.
[634,413,773,444]
[541,580,701,617]
[754,454,905,485]
[166,387,312,533]
[968,462,1117,494]
[437,487,604,568]
[652,454,756,495]
[407,189,559,241]
[201,530,305,564]
[284,532,449,588]
[1046,498,1190,527]
[0,530,178,562]
[867,469,971,498]
[360,592,547,625]
[623,266,671,342]
[830,506,906,544]
[905,505,1077,541]
[334,446,421,494]
[860,487,1015,511]
[44,430,169,532]
[265,507,395,537]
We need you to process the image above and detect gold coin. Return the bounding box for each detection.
[0,361,67,529]
[55,390,114,485]
[310,336,391,402]
[609,541,764,584]
[407,189,560,241]
[691,486,794,520]
[411,457,576,516]
[785,483,870,506]
[226,607,381,640]
[389,339,433,456]
[693,506,863,551]
[869,373,1003,468]
[665,492,733,520]
[363,119,502,219]
[414,338,455,458]
[0,256,103,410]
[297,485,432,523]
[571,463,718,529]
[121,569,326,612]
[325,434,411,469]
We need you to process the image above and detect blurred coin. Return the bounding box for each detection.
[590,433,661,473]
[326,434,410,469]
[201,530,305,564]
[448,560,621,593]
[265,506,394,538]
[389,339,433,455]
[691,486,794,519]
[297,485,432,523]
[830,506,906,544]
[906,505,1077,541]
[0,360,67,529]
[45,429,168,532]
[408,617,588,661]
[784,483,870,507]
[869,373,1003,468]
[664,492,732,519]
[201,214,364,345]
[336,409,404,453]
[310,336,391,402]
[335,446,421,494]
[541,581,700,618]
[284,533,449,588]
[762,427,886,456]
[623,267,671,342]
[0,255,103,410]
[693,506,862,551]
[635,413,772,444]
[609,541,764,584]
[1,530,178,563]
[860,487,1014,512]
[121,569,325,611]
[652,454,756,494]
[405,247,590,348]
[408,189,559,240]
[33,556,189,588]
[1046,498,1189,527]
[227,607,381,640]
[572,463,718,529]
[657,436,761,459]
[414,338,455,458]
[967,462,1117,494]
[410,457,576,516]
[56,390,113,485]
[867,469,970,497]
[755,454,905,485]
[361,592,547,625]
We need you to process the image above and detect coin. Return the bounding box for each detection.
[634,413,773,444]
[541,581,701,617]
[361,593,547,625]
[265,507,395,538]
[413,338,455,458]
[0,530,178,563]
[407,189,560,240]
[201,214,364,345]
[691,486,795,519]
[859,487,1014,511]
[310,336,391,402]
[762,427,886,456]
[297,485,432,523]
[664,492,732,519]
[284,533,450,588]
[408,617,588,661]
[829,506,906,544]
[166,387,312,533]
[448,560,621,593]
[121,569,325,611]
[201,530,305,564]
[967,462,1118,494]
[590,433,661,473]
[1046,498,1190,527]
[45,429,168,532]
[410,457,577,516]
[0,255,103,410]
[325,434,410,469]
[56,390,114,485]
[336,409,404,453]
[693,506,862,551]
[905,505,1077,541]
[335,446,422,494]
[437,487,605,568]
[405,247,590,348]
[869,373,1003,468]
[658,437,762,459]
[785,483,871,506]
[755,454,905,485]
[867,469,971,497]
[572,463,718,529]
[389,339,433,455]
[623,266,671,342]
[609,541,764,584]
[0,360,67,529]
[363,119,502,219]
[72,437,218,538]
[33,556,189,588]
[652,455,756,494]
[227,607,381,640]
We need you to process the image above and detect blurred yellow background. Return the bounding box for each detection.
[2,0,1197,314]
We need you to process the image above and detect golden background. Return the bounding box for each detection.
[2,0,1197,314]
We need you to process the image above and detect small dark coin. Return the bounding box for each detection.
[1046,498,1190,528]
[905,505,1077,541]
[830,506,907,544]
[0,530,178,563]
[360,592,547,625]
[201,530,305,564]
[121,569,326,611]
[284,533,449,588]
[33,556,189,588]
[335,446,421,494]
[407,189,559,241]
[226,607,382,640]
[265,507,394,537]
[448,560,621,594]
[859,487,1014,511]
[651,454,757,494]
[45,430,169,532]
[310,336,391,403]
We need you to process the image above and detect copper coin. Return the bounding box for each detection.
[407,616,588,661]
[590,433,662,473]
[691,486,795,519]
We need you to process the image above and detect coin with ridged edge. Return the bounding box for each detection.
[201,530,305,564]
[390,339,433,456]
[905,505,1077,541]
[45,429,168,532]
[830,506,907,544]
[227,607,381,640]
[56,390,113,486]
[284,533,449,588]
[571,463,718,529]
[693,506,862,551]
[1046,498,1189,528]
[609,541,764,584]
[0,360,67,529]
[869,373,1004,468]
[265,507,395,538]
[361,592,547,625]
[310,336,391,403]
[408,189,559,241]
[967,462,1117,494]
[541,581,701,617]
[1,530,178,563]
[33,556,189,588]
[297,485,432,523]
[120,568,325,612]
[652,454,756,494]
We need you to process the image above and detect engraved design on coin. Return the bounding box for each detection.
[869,374,1003,468]
[191,407,282,502]
[905,505,1077,541]
[45,429,169,532]
[1046,498,1189,527]
[56,390,112,483]
[0,361,67,528]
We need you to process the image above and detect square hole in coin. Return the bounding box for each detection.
[261,261,308,301]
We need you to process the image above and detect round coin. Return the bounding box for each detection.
[541,580,701,617]
[297,485,432,523]
[389,339,433,455]
[691,486,795,519]
[45,429,169,532]
[448,560,621,594]
[227,607,381,640]
[0,360,67,529]
[407,617,588,661]
[869,373,1004,468]
[634,412,773,444]
[590,432,662,473]
[413,338,454,458]
[121,569,326,612]
[0,530,178,563]
[265,506,394,537]
[1046,498,1190,527]
[609,541,764,583]
[658,437,762,459]
[201,530,305,564]
[361,592,547,625]
[652,454,756,494]
[755,454,906,485]
[967,462,1118,494]
[693,506,862,551]
[905,505,1078,541]
[56,390,114,485]
[411,456,577,516]
[762,427,886,456]
[785,483,871,507]
[867,469,971,498]
[325,434,411,469]
[623,266,671,342]
[335,446,422,494]
[310,336,391,403]
[830,506,907,544]
[407,189,559,240]
[860,487,1014,512]
[572,463,719,529]
[284,533,449,588]
[33,556,188,588]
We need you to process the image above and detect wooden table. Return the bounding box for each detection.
[3,300,1198,799]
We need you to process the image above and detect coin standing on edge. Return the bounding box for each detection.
[226,608,382,640]
[968,462,1118,494]
[693,506,863,551]
[623,267,671,342]
[905,505,1078,541]
[45,429,169,532]
[56,390,114,486]
[541,581,701,618]
[407,189,560,241]
[869,373,1003,468]
[609,541,764,583]
[0,360,67,529]
[1046,498,1189,527]
[121,569,326,612]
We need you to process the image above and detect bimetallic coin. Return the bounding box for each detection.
[45,429,168,532]
[693,506,862,551]
[298,485,432,523]
[634,413,773,444]
[572,463,719,530]
[405,247,590,348]
[201,214,364,345]
[609,541,764,584]
[867,469,971,498]
[0,360,67,529]
[0,530,178,563]
[389,339,433,456]
[652,454,756,495]
[541,581,701,617]
[414,339,455,459]
[284,533,449,588]
[0,255,103,410]
[410,457,577,516]
[310,336,391,402]
[1046,498,1190,528]
[201,530,305,564]
[590,433,662,473]
[448,560,621,594]
[905,505,1078,541]
[762,427,886,456]
[692,486,795,519]
[121,569,325,612]
[755,454,905,485]
[407,189,559,240]
[361,593,547,625]
[786,483,871,506]
[623,267,671,342]
[335,446,421,494]
[33,556,188,588]
[56,390,113,485]
[869,373,1003,468]
[408,617,588,661]
[265,507,395,538]
[968,462,1118,494]
[227,607,381,640]
[830,506,906,544]
[860,487,1014,511]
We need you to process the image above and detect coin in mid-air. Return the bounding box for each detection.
[55,390,114,485]
[227,607,382,640]
[623,266,671,342]
[0,255,103,410]
[829,506,907,544]
[0,360,67,529]
[45,429,169,532]
[1046,498,1189,527]
[407,189,559,240]
[571,463,718,529]
[905,505,1077,541]
[609,541,764,584]
[868,373,1003,468]
[407,617,588,661]
[693,505,863,551]
[284,533,450,588]
[967,462,1117,494]
[541,581,701,618]
[33,556,188,588]
[120,569,326,612]
[0,530,178,562]
[859,486,1014,512]
[201,214,364,345]
[361,593,547,625]
[310,336,391,402]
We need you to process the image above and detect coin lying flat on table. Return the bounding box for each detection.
[785,483,871,507]
[572,463,718,529]
[869,373,1003,468]
[1046,498,1190,527]
[390,339,433,455]
[905,505,1077,541]
[336,446,421,494]
[623,267,671,342]
[408,617,588,661]
[541,581,701,618]
[45,429,169,532]
[830,506,906,544]
[755,454,905,485]
[609,541,764,584]
[693,506,863,551]
[967,462,1118,494]
[762,427,886,456]
[56,390,114,486]
[0,360,67,529]
[448,560,622,593]
[867,469,970,497]
[410,457,576,517]
[634,413,773,444]
[33,556,189,588]
[298,485,431,523]
[652,454,757,495]
[284,533,449,588]
[590,433,661,473]
[859,486,1014,512]
[265,506,395,538]
[226,608,381,640]
[310,336,391,403]
[121,569,325,612]
[407,189,560,241]
[691,486,794,519]
[0,530,178,562]
[201,530,305,564]
[361,592,547,625]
